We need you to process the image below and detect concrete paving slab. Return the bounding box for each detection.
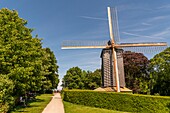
[42,93,65,113]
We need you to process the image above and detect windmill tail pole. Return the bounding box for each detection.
[112,48,120,92]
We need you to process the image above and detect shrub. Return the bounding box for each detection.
[63,90,170,113]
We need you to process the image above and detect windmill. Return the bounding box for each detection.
[62,7,167,92]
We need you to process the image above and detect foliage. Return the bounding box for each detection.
[11,94,52,113]
[149,47,170,96]
[84,69,101,89]
[41,48,59,92]
[0,8,59,112]
[64,101,126,113]
[0,75,14,113]
[44,48,59,88]
[123,51,150,93]
[63,67,82,89]
[63,90,170,113]
[62,67,101,90]
[0,8,44,95]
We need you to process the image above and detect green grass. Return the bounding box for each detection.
[64,101,129,113]
[11,94,52,113]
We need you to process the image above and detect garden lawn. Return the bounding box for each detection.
[11,94,52,113]
[64,101,129,113]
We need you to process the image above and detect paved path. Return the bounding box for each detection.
[42,93,65,113]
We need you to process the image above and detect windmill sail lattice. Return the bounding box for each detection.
[62,40,108,49]
[61,7,167,92]
[111,7,120,44]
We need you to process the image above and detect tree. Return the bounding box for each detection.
[63,67,83,89]
[0,8,45,95]
[62,67,101,90]
[0,8,59,112]
[84,69,101,89]
[0,8,59,97]
[41,48,59,92]
[149,47,170,96]
[123,51,150,93]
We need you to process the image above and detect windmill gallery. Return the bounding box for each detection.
[62,7,167,92]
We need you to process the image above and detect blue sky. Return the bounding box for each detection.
[1,0,170,86]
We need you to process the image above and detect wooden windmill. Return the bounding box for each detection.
[62,7,167,92]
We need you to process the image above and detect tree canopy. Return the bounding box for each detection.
[123,51,150,93]
[0,8,59,112]
[149,47,170,96]
[123,49,170,95]
[62,67,101,90]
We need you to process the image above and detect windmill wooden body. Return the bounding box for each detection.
[62,7,167,92]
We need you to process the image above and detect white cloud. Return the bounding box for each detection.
[128,27,151,32]
[80,16,107,21]
[152,27,170,37]
[147,15,170,23]
[118,4,154,12]
[141,22,151,26]
[153,16,168,20]
[158,4,170,9]
[122,32,164,39]
[79,61,100,67]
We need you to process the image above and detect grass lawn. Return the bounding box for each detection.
[64,101,129,113]
[11,94,52,113]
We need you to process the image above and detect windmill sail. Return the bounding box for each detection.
[122,46,167,53]
[111,7,120,44]
[62,40,109,49]
[116,42,167,48]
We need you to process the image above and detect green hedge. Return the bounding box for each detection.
[62,90,170,113]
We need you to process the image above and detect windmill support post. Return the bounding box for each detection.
[112,48,120,92]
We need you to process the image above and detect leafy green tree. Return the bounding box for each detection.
[63,67,83,89]
[62,67,101,90]
[0,8,59,112]
[41,48,59,92]
[45,48,59,88]
[84,69,101,89]
[123,51,150,93]
[149,47,170,96]
[0,8,59,94]
[0,8,45,95]
[0,75,14,113]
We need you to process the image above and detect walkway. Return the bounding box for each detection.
[42,93,65,113]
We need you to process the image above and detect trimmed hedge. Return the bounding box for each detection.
[62,90,170,113]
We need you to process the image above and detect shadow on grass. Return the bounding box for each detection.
[167,103,170,110]
[10,106,29,113]
[10,98,45,113]
[12,110,29,112]
[31,98,45,102]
